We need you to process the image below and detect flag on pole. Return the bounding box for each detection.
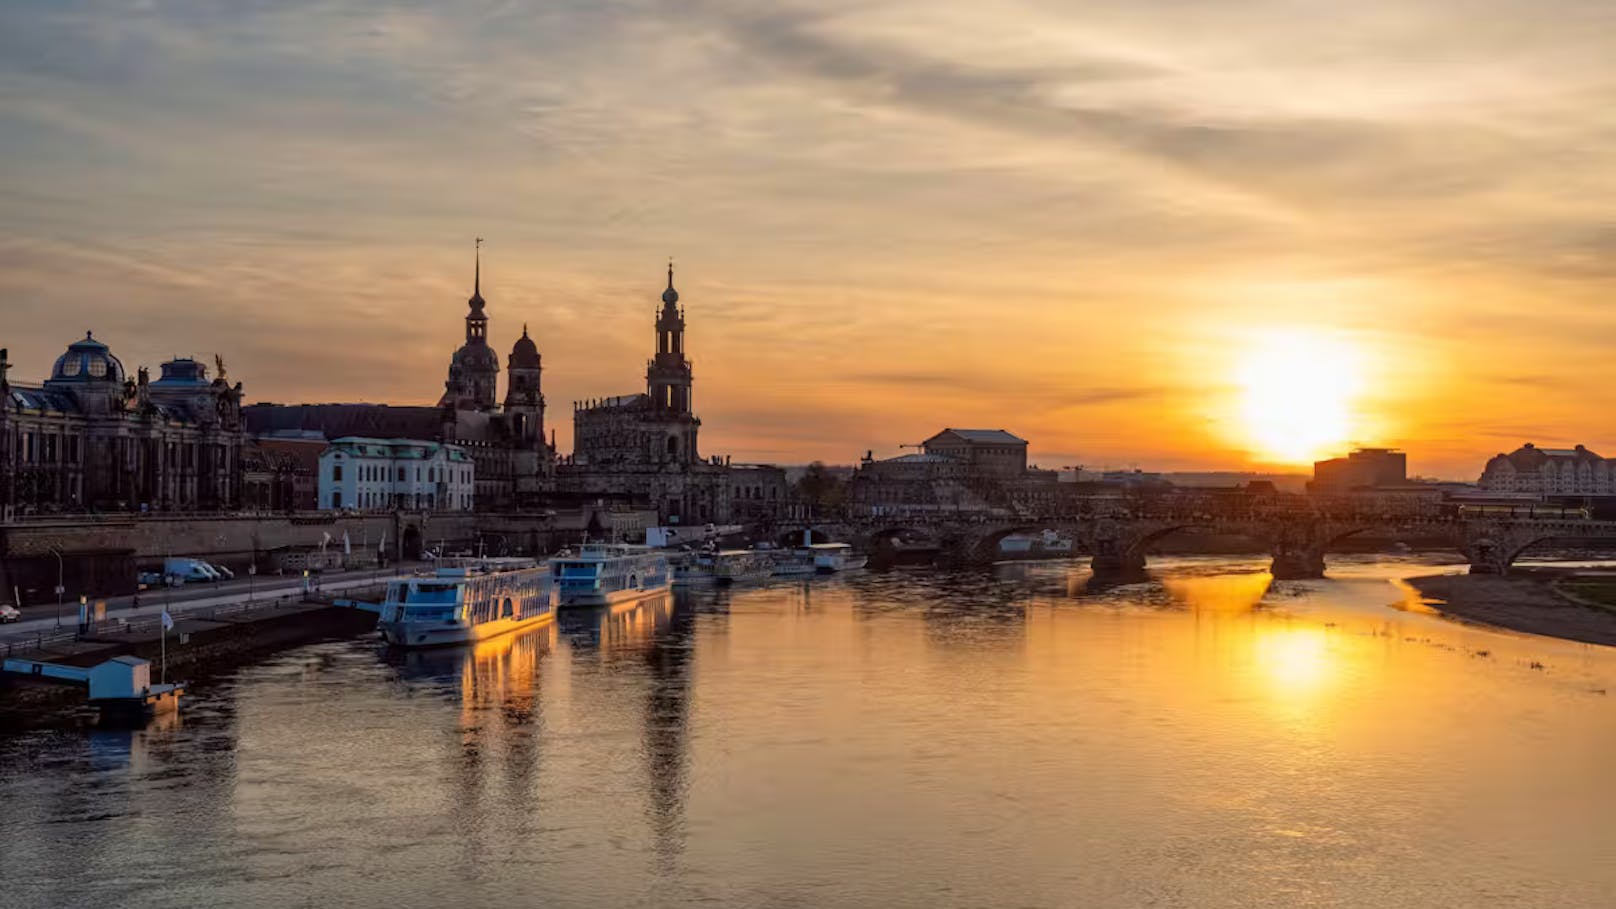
[161,609,175,630]
[343,530,352,556]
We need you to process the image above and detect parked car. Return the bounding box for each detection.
[210,563,236,579]
[0,604,21,623]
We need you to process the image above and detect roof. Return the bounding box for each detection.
[883,453,957,464]
[578,393,649,413]
[244,403,445,442]
[324,437,471,461]
[924,428,1027,446]
[1488,443,1606,473]
[8,386,82,414]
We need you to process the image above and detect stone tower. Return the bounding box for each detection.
[647,261,693,414]
[440,241,500,411]
[504,324,545,445]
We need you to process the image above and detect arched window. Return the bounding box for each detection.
[667,436,679,457]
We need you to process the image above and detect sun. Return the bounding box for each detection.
[1237,329,1364,465]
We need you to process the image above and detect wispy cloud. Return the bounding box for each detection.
[0,0,1612,475]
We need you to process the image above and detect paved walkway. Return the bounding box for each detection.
[0,566,411,643]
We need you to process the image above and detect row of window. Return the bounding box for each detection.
[10,431,231,471]
[331,461,470,484]
[331,491,473,510]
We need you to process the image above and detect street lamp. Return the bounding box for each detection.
[48,546,64,628]
[248,561,257,603]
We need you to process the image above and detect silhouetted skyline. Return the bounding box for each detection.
[2,1,1612,476]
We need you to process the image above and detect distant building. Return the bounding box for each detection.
[921,429,1028,476]
[0,336,245,515]
[1479,443,1615,496]
[1310,448,1408,493]
[848,428,1057,517]
[244,246,553,510]
[556,265,787,525]
[317,437,474,511]
[242,436,323,511]
[570,264,701,469]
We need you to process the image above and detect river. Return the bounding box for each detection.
[2,556,1612,908]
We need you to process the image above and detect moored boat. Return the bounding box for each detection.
[378,558,555,648]
[550,543,672,607]
[806,542,868,573]
[772,550,818,576]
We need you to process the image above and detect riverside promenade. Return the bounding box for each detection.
[0,564,413,657]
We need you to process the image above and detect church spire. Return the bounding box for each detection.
[474,236,483,297]
[662,257,679,307]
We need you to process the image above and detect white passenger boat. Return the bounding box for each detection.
[771,548,818,576]
[1037,530,1075,555]
[550,543,671,607]
[707,549,775,584]
[806,542,868,573]
[377,558,555,648]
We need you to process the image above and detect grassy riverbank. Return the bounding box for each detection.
[1405,569,1616,647]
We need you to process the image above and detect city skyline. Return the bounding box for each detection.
[3,1,1614,475]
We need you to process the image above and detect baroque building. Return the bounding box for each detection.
[557,265,787,525]
[847,428,1058,517]
[1479,443,1616,496]
[244,245,552,510]
[0,334,245,516]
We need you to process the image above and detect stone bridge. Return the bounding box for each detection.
[795,513,1616,579]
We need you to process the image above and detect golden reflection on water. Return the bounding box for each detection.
[460,622,555,719]
[1163,571,1273,612]
[10,563,1614,909]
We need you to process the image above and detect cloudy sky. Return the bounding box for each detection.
[2,1,1613,476]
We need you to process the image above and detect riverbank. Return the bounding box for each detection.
[0,598,380,732]
[1405,569,1616,647]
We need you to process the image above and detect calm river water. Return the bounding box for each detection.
[3,556,1613,908]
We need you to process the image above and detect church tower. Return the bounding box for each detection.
[440,240,500,411]
[504,324,545,444]
[647,261,693,415]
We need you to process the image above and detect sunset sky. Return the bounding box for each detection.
[2,1,1613,477]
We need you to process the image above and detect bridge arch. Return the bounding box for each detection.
[962,524,1088,564]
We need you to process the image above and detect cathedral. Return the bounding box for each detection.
[556,264,787,525]
[247,248,788,522]
[245,245,553,509]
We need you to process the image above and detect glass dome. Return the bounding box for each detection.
[48,332,125,385]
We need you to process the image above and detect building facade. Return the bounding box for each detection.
[1310,448,1408,493]
[1,336,245,516]
[921,429,1029,476]
[556,265,786,525]
[318,437,474,511]
[1479,444,1616,496]
[245,246,552,510]
[848,428,1057,517]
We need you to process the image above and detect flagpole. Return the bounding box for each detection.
[161,618,167,684]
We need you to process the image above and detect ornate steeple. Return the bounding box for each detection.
[441,238,499,411]
[662,258,678,307]
[649,259,692,416]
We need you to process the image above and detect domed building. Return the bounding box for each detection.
[439,250,500,412]
[244,243,555,510]
[1,333,245,515]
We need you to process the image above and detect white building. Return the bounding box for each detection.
[1479,443,1616,496]
[318,437,475,511]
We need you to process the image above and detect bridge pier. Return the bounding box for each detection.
[1089,550,1147,577]
[1462,537,1512,575]
[1269,546,1326,580]
[1089,531,1147,577]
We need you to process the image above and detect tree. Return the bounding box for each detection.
[796,461,845,516]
